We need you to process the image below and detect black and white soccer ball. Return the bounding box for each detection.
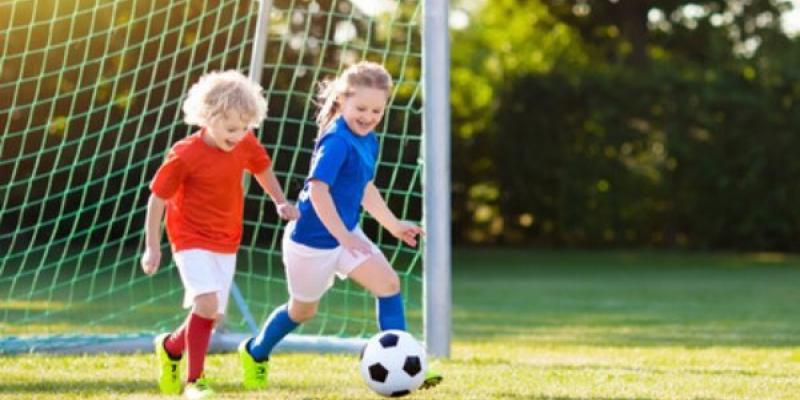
[359,330,428,397]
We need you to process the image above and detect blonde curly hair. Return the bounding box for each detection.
[182,70,267,128]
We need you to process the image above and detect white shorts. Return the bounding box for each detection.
[282,221,381,302]
[173,249,236,314]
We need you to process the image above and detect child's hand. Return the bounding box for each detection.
[338,232,374,257]
[389,220,424,247]
[276,202,300,220]
[141,247,161,275]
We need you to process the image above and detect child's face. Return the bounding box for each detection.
[339,87,388,136]
[204,111,250,152]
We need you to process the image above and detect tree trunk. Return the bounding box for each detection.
[616,1,649,69]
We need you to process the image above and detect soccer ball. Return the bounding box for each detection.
[359,330,428,397]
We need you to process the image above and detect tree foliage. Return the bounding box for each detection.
[451,0,800,249]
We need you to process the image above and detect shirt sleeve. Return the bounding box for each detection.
[308,135,348,186]
[243,132,272,174]
[150,150,187,199]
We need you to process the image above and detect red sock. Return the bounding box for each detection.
[163,315,189,358]
[186,313,215,382]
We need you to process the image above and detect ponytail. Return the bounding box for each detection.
[315,79,340,138]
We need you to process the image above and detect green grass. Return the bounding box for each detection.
[0,248,424,337]
[3,249,800,399]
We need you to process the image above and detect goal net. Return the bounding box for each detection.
[0,0,425,354]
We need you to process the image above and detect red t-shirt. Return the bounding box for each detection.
[150,129,271,253]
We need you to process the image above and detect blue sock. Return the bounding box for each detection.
[248,304,299,362]
[377,293,406,331]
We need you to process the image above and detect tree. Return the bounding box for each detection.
[541,0,792,67]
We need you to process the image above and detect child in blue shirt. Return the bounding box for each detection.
[237,61,441,391]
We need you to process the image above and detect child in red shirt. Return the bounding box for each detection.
[141,70,298,399]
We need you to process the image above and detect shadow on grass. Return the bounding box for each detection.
[524,397,658,400]
[453,249,800,348]
[0,379,153,394]
[448,350,799,382]
[0,381,295,397]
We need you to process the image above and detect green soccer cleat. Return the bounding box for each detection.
[184,376,215,399]
[420,367,443,390]
[238,339,268,390]
[153,333,182,395]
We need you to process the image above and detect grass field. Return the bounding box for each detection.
[2,249,800,399]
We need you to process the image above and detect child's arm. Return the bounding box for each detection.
[362,181,423,247]
[141,194,166,275]
[308,179,373,255]
[253,168,299,220]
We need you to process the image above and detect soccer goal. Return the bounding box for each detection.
[0,0,450,356]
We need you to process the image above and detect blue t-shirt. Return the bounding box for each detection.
[291,116,379,248]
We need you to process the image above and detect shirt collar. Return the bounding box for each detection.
[334,115,351,134]
[327,115,377,140]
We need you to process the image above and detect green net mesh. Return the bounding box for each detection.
[0,0,423,354]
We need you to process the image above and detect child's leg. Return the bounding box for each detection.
[349,249,443,390]
[247,299,315,361]
[348,253,406,331]
[162,314,189,357]
[252,223,339,360]
[185,292,217,383]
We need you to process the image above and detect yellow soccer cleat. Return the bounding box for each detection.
[238,339,268,390]
[153,333,182,395]
[420,367,443,390]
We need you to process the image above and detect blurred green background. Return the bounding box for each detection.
[5,0,799,252]
[450,0,800,251]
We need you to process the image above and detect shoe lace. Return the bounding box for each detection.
[169,363,179,380]
[255,364,266,380]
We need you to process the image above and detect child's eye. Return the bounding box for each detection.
[356,107,367,112]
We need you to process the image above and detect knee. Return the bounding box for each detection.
[288,301,317,323]
[193,293,218,318]
[373,274,401,297]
